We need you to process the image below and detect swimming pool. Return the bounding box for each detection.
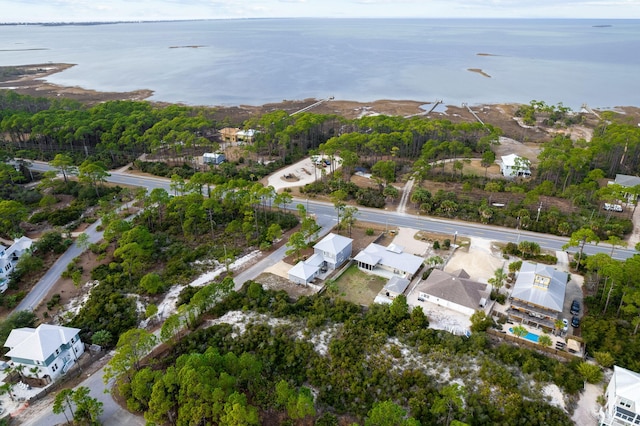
[509,327,540,343]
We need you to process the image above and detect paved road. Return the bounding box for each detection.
[15,218,104,312]
[29,161,638,262]
[19,354,145,426]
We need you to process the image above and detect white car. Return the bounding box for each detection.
[561,319,569,332]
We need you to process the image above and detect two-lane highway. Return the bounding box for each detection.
[29,161,637,263]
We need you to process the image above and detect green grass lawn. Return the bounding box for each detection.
[334,264,387,306]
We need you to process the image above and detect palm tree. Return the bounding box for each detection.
[538,334,553,348]
[512,324,528,339]
[488,267,507,294]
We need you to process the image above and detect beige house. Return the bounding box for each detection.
[219,127,240,143]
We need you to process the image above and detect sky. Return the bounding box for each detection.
[1,0,639,23]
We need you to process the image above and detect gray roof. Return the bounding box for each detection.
[418,269,489,311]
[354,243,423,276]
[511,261,567,312]
[314,233,352,255]
[289,261,319,282]
[384,276,411,294]
[614,174,640,188]
[305,253,325,267]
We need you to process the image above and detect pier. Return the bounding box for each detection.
[291,96,334,116]
[462,102,486,127]
[404,99,443,118]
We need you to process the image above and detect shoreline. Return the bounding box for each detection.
[1,63,639,122]
[0,63,154,105]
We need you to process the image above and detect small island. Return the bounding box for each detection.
[468,68,491,78]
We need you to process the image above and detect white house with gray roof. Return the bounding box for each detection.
[508,261,568,330]
[414,269,491,317]
[599,365,640,426]
[3,324,84,381]
[613,174,640,203]
[288,233,352,285]
[354,243,423,279]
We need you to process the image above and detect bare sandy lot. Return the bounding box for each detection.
[444,237,505,282]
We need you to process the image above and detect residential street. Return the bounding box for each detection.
[14,158,637,424]
[16,353,145,426]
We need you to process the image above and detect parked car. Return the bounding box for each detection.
[570,299,580,315]
[603,203,623,212]
[571,316,580,328]
[561,318,569,332]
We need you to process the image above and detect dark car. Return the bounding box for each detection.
[571,316,580,328]
[570,299,581,315]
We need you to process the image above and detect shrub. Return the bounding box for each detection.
[422,268,434,280]
[365,228,374,236]
[433,241,440,250]
[443,239,451,249]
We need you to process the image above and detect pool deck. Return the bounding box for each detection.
[505,322,579,354]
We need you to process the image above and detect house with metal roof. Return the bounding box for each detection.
[413,269,491,316]
[3,324,84,382]
[613,174,640,203]
[288,233,352,285]
[508,261,568,330]
[599,365,640,426]
[0,236,33,293]
[354,242,424,279]
[500,154,531,178]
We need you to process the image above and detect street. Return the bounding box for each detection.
[15,159,636,424]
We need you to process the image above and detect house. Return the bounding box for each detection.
[374,276,412,304]
[500,154,531,178]
[289,253,324,285]
[236,129,256,144]
[288,233,353,285]
[3,324,85,381]
[218,127,256,145]
[508,261,568,330]
[613,174,640,203]
[203,152,226,165]
[0,236,33,293]
[219,127,240,143]
[413,269,491,316]
[599,365,640,426]
[354,243,423,279]
[313,233,352,270]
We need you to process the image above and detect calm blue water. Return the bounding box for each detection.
[0,19,638,109]
[509,327,540,343]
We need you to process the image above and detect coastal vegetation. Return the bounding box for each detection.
[112,285,577,425]
[2,89,640,422]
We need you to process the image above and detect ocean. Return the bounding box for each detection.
[0,18,638,109]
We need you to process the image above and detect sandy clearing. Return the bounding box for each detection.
[444,237,504,283]
[572,382,603,426]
